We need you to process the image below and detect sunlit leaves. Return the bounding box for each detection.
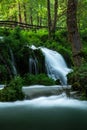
[0,0,87,30]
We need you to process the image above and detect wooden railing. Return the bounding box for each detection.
[0,21,48,29]
[0,21,65,30]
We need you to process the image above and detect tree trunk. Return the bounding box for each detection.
[40,17,42,26]
[29,7,33,26]
[18,2,22,23]
[51,0,58,35]
[47,0,58,39]
[47,0,52,39]
[37,15,39,26]
[67,0,82,66]
[23,2,27,24]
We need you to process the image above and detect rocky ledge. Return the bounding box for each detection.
[22,85,71,99]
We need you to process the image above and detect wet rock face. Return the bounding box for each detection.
[15,46,45,76]
[0,43,71,85]
[0,44,45,82]
[0,43,14,81]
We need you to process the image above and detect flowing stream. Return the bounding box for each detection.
[0,92,87,130]
[0,46,87,130]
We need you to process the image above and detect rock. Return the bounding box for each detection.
[22,85,71,99]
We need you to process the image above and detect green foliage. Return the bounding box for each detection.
[0,28,73,83]
[0,76,24,102]
[80,29,87,44]
[23,73,56,86]
[0,65,8,83]
[1,27,87,101]
[4,27,27,50]
[81,46,87,62]
[67,63,87,98]
[55,30,68,45]
[36,29,48,43]
[20,29,48,47]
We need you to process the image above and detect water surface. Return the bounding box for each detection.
[0,94,87,130]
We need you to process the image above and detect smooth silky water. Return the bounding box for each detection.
[30,45,72,85]
[0,93,87,130]
[0,46,86,130]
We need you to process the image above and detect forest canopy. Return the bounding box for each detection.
[0,0,87,30]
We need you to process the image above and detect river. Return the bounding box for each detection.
[0,92,87,130]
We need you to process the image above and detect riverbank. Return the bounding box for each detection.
[0,84,84,101]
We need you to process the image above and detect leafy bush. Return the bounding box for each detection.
[55,30,68,45]
[0,65,8,83]
[23,73,56,86]
[80,29,87,44]
[81,48,87,62]
[67,63,87,99]
[0,76,24,101]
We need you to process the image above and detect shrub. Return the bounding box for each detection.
[67,63,87,98]
[23,73,56,86]
[0,65,9,83]
[0,76,24,101]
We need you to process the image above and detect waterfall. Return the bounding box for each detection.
[9,47,17,76]
[30,45,72,85]
[0,36,3,41]
[29,57,38,74]
[41,47,72,85]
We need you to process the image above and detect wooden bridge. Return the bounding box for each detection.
[0,21,65,30]
[0,21,48,30]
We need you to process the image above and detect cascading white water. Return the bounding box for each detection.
[41,47,72,85]
[0,36,3,41]
[9,47,17,76]
[29,57,38,74]
[30,45,72,85]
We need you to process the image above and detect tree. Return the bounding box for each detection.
[47,0,52,39]
[67,0,82,66]
[23,2,27,23]
[51,0,58,35]
[47,0,58,39]
[17,1,22,22]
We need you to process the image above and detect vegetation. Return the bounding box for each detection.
[0,0,87,101]
[23,73,55,86]
[0,76,24,102]
[68,63,87,100]
[0,26,87,101]
[0,74,56,101]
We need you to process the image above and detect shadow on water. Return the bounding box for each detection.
[0,95,87,130]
